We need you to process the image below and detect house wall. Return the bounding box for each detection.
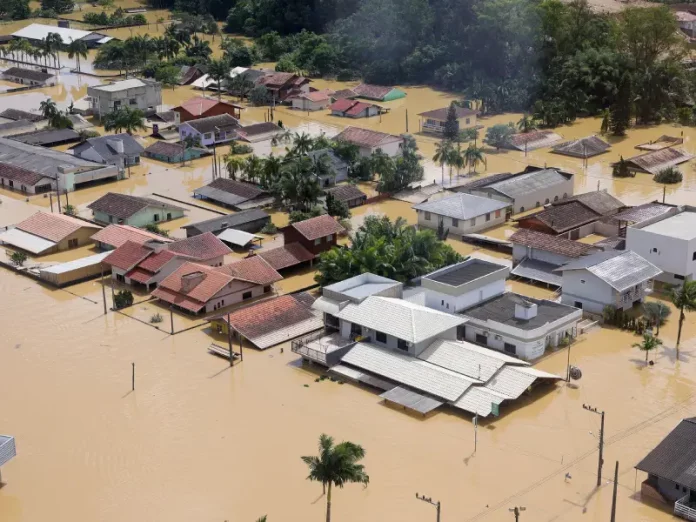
[55,227,100,251]
[423,279,506,313]
[3,73,54,87]
[204,280,269,313]
[626,226,695,283]
[93,207,185,227]
[561,270,620,314]
[0,176,54,194]
[179,123,235,146]
[88,83,162,118]
[656,476,689,503]
[292,98,328,111]
[367,140,402,158]
[422,114,477,134]
[416,208,507,235]
[511,244,574,266]
[474,179,573,214]
[282,227,337,256]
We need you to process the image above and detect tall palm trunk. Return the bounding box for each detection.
[326,482,332,522]
[677,307,685,357]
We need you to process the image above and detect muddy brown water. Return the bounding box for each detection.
[2,18,696,521]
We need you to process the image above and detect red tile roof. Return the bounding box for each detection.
[517,201,600,234]
[291,214,345,241]
[153,262,234,311]
[509,229,600,258]
[256,242,315,270]
[334,126,403,149]
[168,231,231,261]
[90,224,173,249]
[177,96,242,117]
[330,99,378,116]
[352,83,394,99]
[217,255,282,285]
[103,240,153,271]
[330,98,356,112]
[16,211,100,243]
[125,266,154,283]
[137,249,178,272]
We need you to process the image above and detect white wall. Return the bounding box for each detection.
[364,141,402,158]
[512,244,573,266]
[417,209,507,235]
[627,227,695,283]
[561,270,616,314]
[204,281,269,313]
[424,279,505,312]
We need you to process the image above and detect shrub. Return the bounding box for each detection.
[144,223,170,237]
[150,313,163,324]
[260,221,278,234]
[114,290,134,310]
[230,142,253,155]
[10,251,28,267]
[62,204,77,216]
[678,107,693,126]
[653,167,683,184]
[612,157,632,178]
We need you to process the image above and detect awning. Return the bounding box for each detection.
[312,296,345,315]
[217,228,259,247]
[0,228,56,254]
[511,259,562,286]
[380,386,444,414]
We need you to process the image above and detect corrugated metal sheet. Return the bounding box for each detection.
[559,250,662,292]
[488,169,570,199]
[0,227,56,254]
[484,366,558,399]
[452,386,509,417]
[0,435,16,467]
[380,386,444,414]
[511,258,563,286]
[413,193,510,221]
[217,228,259,247]
[247,316,323,350]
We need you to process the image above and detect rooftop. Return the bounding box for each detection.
[509,228,601,258]
[451,172,516,192]
[71,133,144,161]
[10,128,80,146]
[168,231,232,261]
[325,184,367,203]
[3,67,54,82]
[291,214,345,241]
[91,78,155,92]
[0,162,52,186]
[307,149,349,174]
[352,83,397,100]
[323,272,402,302]
[184,114,240,135]
[103,240,152,271]
[182,209,269,234]
[90,224,173,249]
[556,250,662,291]
[418,106,478,120]
[425,258,508,287]
[636,417,696,489]
[255,242,315,270]
[88,193,186,220]
[605,202,675,225]
[11,23,103,43]
[509,130,562,151]
[334,126,403,148]
[413,192,510,220]
[557,190,625,216]
[0,109,44,122]
[177,96,242,116]
[153,262,235,312]
[552,136,611,158]
[518,201,600,234]
[639,211,696,240]
[193,178,266,207]
[484,168,571,200]
[217,255,282,286]
[16,211,100,243]
[621,147,693,174]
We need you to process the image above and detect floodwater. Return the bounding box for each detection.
[3,17,696,522]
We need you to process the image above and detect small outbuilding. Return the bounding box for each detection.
[552,135,610,158]
[143,141,210,163]
[325,184,367,208]
[352,83,406,101]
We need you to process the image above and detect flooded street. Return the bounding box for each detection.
[2,16,696,522]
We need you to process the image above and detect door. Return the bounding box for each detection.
[475,333,487,345]
[68,238,78,249]
[570,228,580,240]
[457,325,466,341]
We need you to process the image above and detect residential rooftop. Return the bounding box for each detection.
[413,192,509,220]
[182,209,269,234]
[636,417,696,489]
[483,168,571,200]
[556,250,662,292]
[639,211,696,240]
[509,228,600,258]
[424,258,508,287]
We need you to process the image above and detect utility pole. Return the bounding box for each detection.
[415,493,440,522]
[473,413,478,453]
[663,185,666,204]
[566,341,572,382]
[101,266,107,315]
[64,189,69,209]
[49,192,54,212]
[405,109,408,132]
[509,506,526,521]
[583,403,605,487]
[56,189,61,214]
[131,362,135,391]
[227,313,233,366]
[610,461,619,522]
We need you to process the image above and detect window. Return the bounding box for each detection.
[166,213,172,220]
[441,300,444,305]
[563,193,568,198]
[495,210,501,218]
[375,331,387,344]
[457,325,466,340]
[325,234,333,242]
[504,342,516,354]
[676,484,681,491]
[314,238,321,245]
[476,333,487,345]
[652,248,658,253]
[692,252,696,260]
[109,215,114,223]
[470,217,476,226]
[485,213,491,222]
[242,291,252,300]
[350,322,362,336]
[204,133,212,139]
[425,211,431,221]
[397,339,409,351]
[536,201,541,207]
[465,118,470,125]
[263,285,271,293]
[129,98,137,105]
[574,301,583,309]
[452,218,459,227]
[675,274,685,280]
[519,206,525,212]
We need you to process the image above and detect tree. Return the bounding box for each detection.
[66,38,88,72]
[207,58,230,100]
[0,0,30,20]
[155,65,181,90]
[326,191,350,220]
[301,434,369,522]
[242,155,263,184]
[39,99,58,120]
[643,301,671,336]
[517,113,536,133]
[261,155,283,188]
[114,289,134,309]
[432,140,452,184]
[62,204,77,216]
[610,72,631,136]
[144,223,169,237]
[46,32,64,68]
[225,155,244,180]
[633,333,663,366]
[291,132,313,156]
[103,107,146,134]
[463,144,486,174]
[600,109,610,135]
[249,85,270,106]
[41,0,73,14]
[275,157,323,211]
[612,156,631,178]
[10,251,27,267]
[653,167,682,184]
[484,123,515,150]
[443,102,460,141]
[671,281,696,357]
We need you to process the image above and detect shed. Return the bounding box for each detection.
[552,136,611,158]
[39,251,110,287]
[325,184,367,207]
[143,141,210,163]
[217,228,260,248]
[352,83,406,101]
[617,148,693,175]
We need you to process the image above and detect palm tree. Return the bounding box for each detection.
[261,155,282,188]
[230,74,254,102]
[301,434,369,522]
[207,58,230,101]
[643,301,671,336]
[39,99,58,120]
[47,33,63,68]
[291,132,313,156]
[67,38,88,72]
[633,333,663,365]
[671,280,696,357]
[271,128,293,147]
[517,113,536,133]
[464,144,486,174]
[104,107,146,134]
[160,37,180,61]
[242,155,263,184]
[225,155,244,180]
[433,140,453,185]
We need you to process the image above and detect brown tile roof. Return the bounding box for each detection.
[90,224,173,249]
[177,96,242,117]
[137,249,179,272]
[352,83,394,99]
[0,162,52,186]
[125,266,153,283]
[622,147,693,174]
[103,240,153,271]
[291,214,345,241]
[87,193,186,220]
[332,89,357,100]
[16,211,100,242]
[418,106,478,120]
[257,72,297,87]
[334,126,403,149]
[325,184,367,203]
[509,130,562,151]
[552,136,610,158]
[517,201,600,234]
[168,232,232,261]
[144,141,187,158]
[217,255,282,285]
[153,262,233,312]
[556,190,625,216]
[256,242,315,270]
[509,229,600,258]
[185,114,240,135]
[605,203,674,225]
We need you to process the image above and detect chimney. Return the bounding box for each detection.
[144,239,168,253]
[515,300,538,320]
[181,271,205,292]
[107,138,125,154]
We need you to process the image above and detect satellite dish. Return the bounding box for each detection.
[569,366,582,380]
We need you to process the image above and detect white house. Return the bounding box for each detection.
[625,207,696,284]
[333,126,404,157]
[413,193,510,236]
[556,250,662,314]
[178,114,240,147]
[291,90,332,111]
[87,79,162,119]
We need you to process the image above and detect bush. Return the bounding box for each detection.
[653,167,683,184]
[114,290,134,310]
[62,204,77,216]
[249,85,270,106]
[10,251,28,267]
[144,223,170,237]
[150,313,163,324]
[260,221,278,234]
[612,157,632,178]
[78,130,100,141]
[289,208,322,224]
[678,107,693,126]
[230,142,253,155]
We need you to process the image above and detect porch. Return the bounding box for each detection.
[291,330,360,366]
[676,494,696,521]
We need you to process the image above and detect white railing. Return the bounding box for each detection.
[675,494,696,521]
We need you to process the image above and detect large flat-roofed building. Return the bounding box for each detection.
[11,23,115,48]
[88,79,162,118]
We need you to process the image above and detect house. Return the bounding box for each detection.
[417,106,478,135]
[626,206,696,284]
[325,184,367,208]
[331,89,357,100]
[282,214,345,256]
[236,122,282,143]
[292,90,333,111]
[464,167,574,214]
[210,292,323,350]
[594,202,675,239]
[0,120,39,138]
[334,126,404,157]
[636,417,696,515]
[329,99,382,119]
[509,228,601,286]
[11,23,114,48]
[636,135,683,151]
[0,137,121,192]
[182,209,270,237]
[293,272,562,417]
[172,96,243,122]
[39,251,111,287]
[0,109,45,123]
[616,148,693,175]
[351,83,406,101]
[256,72,311,103]
[552,136,611,158]
[177,65,206,85]
[507,130,563,152]
[0,162,55,194]
[87,192,186,226]
[179,114,240,147]
[0,211,101,255]
[413,193,510,235]
[307,149,350,186]
[676,11,696,37]
[10,128,80,147]
[556,250,661,314]
[193,178,273,210]
[2,67,55,87]
[559,190,625,216]
[152,256,282,314]
[87,79,162,119]
[104,232,231,290]
[142,141,211,164]
[90,224,173,250]
[70,133,145,170]
[254,242,316,272]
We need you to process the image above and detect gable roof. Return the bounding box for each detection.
[184,114,240,135]
[552,135,611,158]
[87,193,186,220]
[517,201,600,234]
[177,96,242,117]
[325,184,367,203]
[451,172,517,192]
[153,262,235,311]
[297,90,332,102]
[413,193,509,220]
[556,190,625,216]
[603,202,675,226]
[167,231,231,261]
[484,168,571,199]
[217,255,282,285]
[556,250,661,291]
[90,224,173,249]
[636,418,696,489]
[3,67,54,82]
[16,211,100,242]
[290,214,345,241]
[71,133,144,162]
[352,83,396,100]
[307,148,349,174]
[509,130,562,151]
[418,106,478,120]
[10,128,80,146]
[103,240,153,271]
[144,141,188,158]
[337,296,467,344]
[182,209,269,234]
[0,162,52,186]
[0,108,44,122]
[509,229,600,258]
[334,126,403,149]
[193,178,267,207]
[256,242,315,270]
[329,99,379,116]
[332,88,357,100]
[621,147,693,174]
[90,78,155,93]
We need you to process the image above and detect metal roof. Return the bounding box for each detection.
[40,251,109,274]
[12,23,96,42]
[452,385,509,417]
[380,386,444,414]
[509,130,562,151]
[0,435,16,467]
[335,296,467,343]
[556,250,662,292]
[485,168,570,200]
[485,365,559,399]
[639,211,696,240]
[552,136,611,158]
[636,418,696,489]
[0,137,106,179]
[425,258,507,287]
[511,258,563,286]
[217,228,259,247]
[0,227,56,254]
[91,79,151,92]
[413,193,510,220]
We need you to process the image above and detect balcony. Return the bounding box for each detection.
[675,494,696,521]
[291,330,365,367]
